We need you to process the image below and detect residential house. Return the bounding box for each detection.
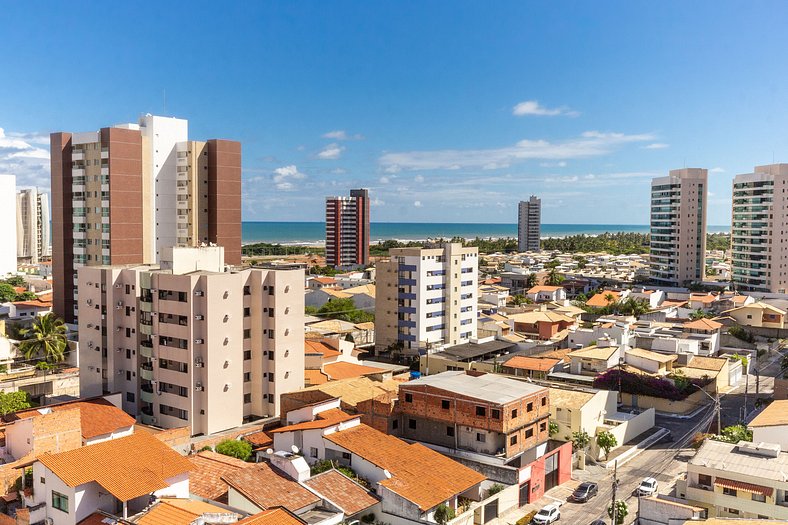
[502,356,562,379]
[723,303,786,329]
[567,345,622,376]
[748,400,788,449]
[526,286,567,304]
[676,356,733,394]
[308,277,339,291]
[507,310,577,340]
[629,289,666,309]
[187,450,252,503]
[585,290,628,309]
[689,294,720,311]
[418,339,518,375]
[639,496,706,525]
[625,348,677,376]
[479,284,509,308]
[135,498,241,525]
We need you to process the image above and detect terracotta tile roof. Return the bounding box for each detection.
[188,450,252,502]
[686,356,727,372]
[78,514,117,525]
[683,318,723,330]
[660,300,687,307]
[748,399,788,428]
[222,462,320,512]
[305,369,329,385]
[243,430,273,449]
[586,291,621,307]
[138,498,238,525]
[304,340,341,358]
[323,362,386,380]
[714,477,773,497]
[527,285,564,294]
[269,409,358,434]
[6,397,135,440]
[312,277,337,285]
[0,514,13,525]
[503,356,560,372]
[303,469,379,515]
[237,508,306,525]
[690,294,718,304]
[324,424,485,511]
[508,311,576,324]
[287,376,401,409]
[532,348,572,362]
[37,431,191,502]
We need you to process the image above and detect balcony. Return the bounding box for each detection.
[140,366,153,381]
[139,344,153,358]
[101,148,109,159]
[398,278,417,286]
[140,389,154,404]
[398,292,417,300]
[72,151,85,161]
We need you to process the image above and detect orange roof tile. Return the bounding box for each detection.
[37,431,191,502]
[324,424,485,511]
[503,356,560,372]
[714,477,772,497]
[304,469,379,515]
[313,277,337,285]
[222,462,320,512]
[138,498,238,525]
[0,514,13,525]
[527,285,564,294]
[683,318,723,331]
[304,340,341,358]
[747,399,788,428]
[586,291,621,307]
[6,397,135,440]
[323,361,386,380]
[690,294,718,304]
[243,430,273,449]
[237,508,306,525]
[269,409,358,434]
[305,369,329,385]
[686,356,727,372]
[78,514,116,525]
[188,450,252,502]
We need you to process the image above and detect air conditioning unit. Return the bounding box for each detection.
[195,358,204,367]
[151,417,157,423]
[115,284,122,289]
[116,347,122,352]
[86,299,93,305]
[151,380,158,385]
[195,382,204,391]
[194,314,204,321]
[115,327,121,332]
[87,341,94,348]
[115,306,122,310]
[117,301,123,307]
[194,338,204,344]
[116,370,124,375]
[87,323,93,328]
[194,290,204,297]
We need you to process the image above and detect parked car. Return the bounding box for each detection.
[570,482,598,502]
[590,521,607,525]
[531,503,561,524]
[637,477,659,496]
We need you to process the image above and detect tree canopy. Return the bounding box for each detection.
[18,313,68,363]
[215,439,252,461]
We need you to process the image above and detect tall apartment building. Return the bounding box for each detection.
[0,175,17,276]
[325,188,370,268]
[375,243,478,355]
[51,114,241,323]
[518,196,541,252]
[731,164,788,293]
[16,188,51,263]
[649,168,708,286]
[78,246,303,435]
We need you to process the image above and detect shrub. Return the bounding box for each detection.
[728,325,755,343]
[486,483,504,497]
[433,504,455,525]
[0,391,32,415]
[215,439,252,461]
[596,431,618,459]
[310,459,336,475]
[608,500,628,524]
[593,369,710,401]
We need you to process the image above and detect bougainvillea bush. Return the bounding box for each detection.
[593,369,710,401]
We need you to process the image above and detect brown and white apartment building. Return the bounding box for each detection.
[325,188,370,268]
[51,114,241,323]
[78,246,304,436]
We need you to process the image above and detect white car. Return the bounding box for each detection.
[637,477,658,496]
[531,503,561,524]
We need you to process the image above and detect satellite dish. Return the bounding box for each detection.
[266,448,273,455]
[291,445,300,454]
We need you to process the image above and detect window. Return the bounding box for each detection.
[267,394,274,403]
[341,452,351,460]
[243,307,251,317]
[527,402,534,412]
[541,397,547,407]
[722,487,736,497]
[126,370,131,381]
[244,372,251,382]
[752,493,766,502]
[476,406,486,417]
[126,392,135,403]
[243,393,252,404]
[310,447,318,458]
[525,428,534,439]
[243,328,251,339]
[446,426,455,437]
[244,350,251,360]
[405,393,413,403]
[243,286,251,296]
[52,491,68,513]
[539,422,547,432]
[408,418,416,429]
[511,409,518,418]
[441,399,450,410]
[392,419,398,430]
[510,435,518,446]
[491,409,500,419]
[698,474,712,487]
[476,433,486,443]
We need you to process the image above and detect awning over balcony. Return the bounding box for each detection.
[714,477,773,497]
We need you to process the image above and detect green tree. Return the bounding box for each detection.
[525,273,538,289]
[607,499,628,525]
[1,276,26,288]
[0,391,32,415]
[433,504,455,525]
[713,424,752,444]
[0,284,17,303]
[689,309,715,320]
[570,430,591,453]
[18,313,68,363]
[548,420,559,436]
[215,439,252,461]
[546,268,564,286]
[596,431,618,459]
[317,298,374,324]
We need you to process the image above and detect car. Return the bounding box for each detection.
[570,482,598,502]
[531,503,561,524]
[589,521,607,525]
[637,477,659,496]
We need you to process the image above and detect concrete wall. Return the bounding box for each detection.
[752,425,788,449]
[621,388,710,415]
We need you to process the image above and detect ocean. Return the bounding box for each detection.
[241,222,731,245]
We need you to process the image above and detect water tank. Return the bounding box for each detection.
[409,371,422,380]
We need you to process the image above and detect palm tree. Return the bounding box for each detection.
[546,268,564,286]
[525,273,538,289]
[18,313,68,363]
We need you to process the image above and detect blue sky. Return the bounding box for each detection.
[2,1,788,225]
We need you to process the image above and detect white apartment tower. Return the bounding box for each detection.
[518,196,541,252]
[375,243,478,355]
[731,163,788,293]
[0,175,17,276]
[649,168,708,286]
[16,188,50,263]
[78,246,304,435]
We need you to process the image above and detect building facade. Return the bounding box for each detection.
[325,188,369,268]
[78,246,304,435]
[16,188,50,264]
[375,243,478,355]
[518,196,541,252]
[0,175,16,276]
[731,163,788,293]
[649,168,708,286]
[50,115,241,323]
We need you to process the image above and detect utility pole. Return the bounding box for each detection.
[610,460,619,525]
[716,393,722,434]
[743,371,749,421]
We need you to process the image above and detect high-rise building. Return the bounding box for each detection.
[51,115,241,323]
[0,175,16,276]
[375,243,478,355]
[325,188,369,268]
[518,196,541,252]
[731,163,788,293]
[649,168,708,286]
[16,188,51,263]
[78,246,304,435]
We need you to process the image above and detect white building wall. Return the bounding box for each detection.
[751,426,788,450]
[0,175,17,275]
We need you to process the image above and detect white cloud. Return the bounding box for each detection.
[414,175,424,183]
[413,200,423,208]
[710,167,725,173]
[512,100,579,117]
[644,143,669,149]
[379,175,392,184]
[317,143,344,160]
[0,127,51,188]
[322,130,364,141]
[272,165,306,191]
[379,130,654,172]
[540,161,567,168]
[371,197,385,206]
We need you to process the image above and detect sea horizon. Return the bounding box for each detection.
[242,221,731,245]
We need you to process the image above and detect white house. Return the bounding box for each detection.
[526,285,567,303]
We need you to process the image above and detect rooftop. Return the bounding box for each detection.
[5,396,135,440]
[683,318,723,331]
[222,462,320,512]
[503,356,561,372]
[749,399,788,428]
[236,509,306,525]
[432,339,515,361]
[547,387,597,408]
[304,340,341,358]
[286,376,402,409]
[303,469,379,515]
[402,371,544,404]
[626,348,678,364]
[568,345,618,360]
[269,409,358,434]
[323,361,387,380]
[686,356,727,372]
[137,498,238,525]
[527,285,564,294]
[187,450,251,502]
[690,439,788,483]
